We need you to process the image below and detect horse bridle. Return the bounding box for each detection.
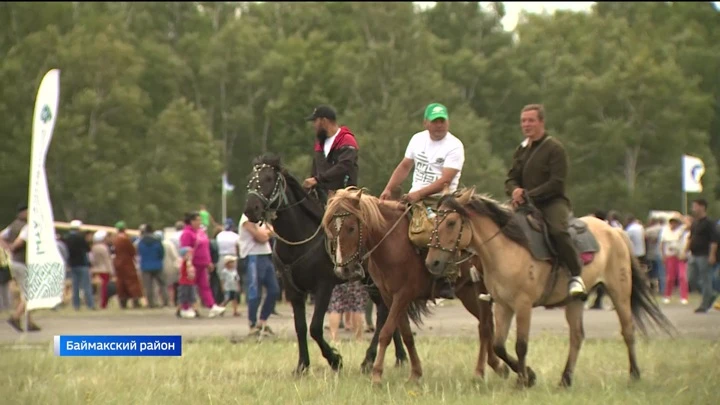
[328,211,365,269]
[328,203,413,276]
[429,207,502,265]
[246,164,291,223]
[428,208,476,265]
[245,163,327,294]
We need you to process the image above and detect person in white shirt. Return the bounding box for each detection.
[239,214,279,335]
[379,102,464,299]
[0,204,41,332]
[624,216,646,259]
[380,103,465,203]
[169,221,184,251]
[216,219,240,266]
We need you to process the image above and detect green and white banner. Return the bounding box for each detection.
[25,69,65,311]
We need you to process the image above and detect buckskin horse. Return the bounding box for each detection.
[425,187,676,388]
[321,187,508,385]
[243,154,407,374]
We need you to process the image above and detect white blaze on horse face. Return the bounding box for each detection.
[335,217,343,265]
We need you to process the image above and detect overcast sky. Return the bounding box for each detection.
[415,2,595,30]
[496,2,595,30]
[416,2,719,31]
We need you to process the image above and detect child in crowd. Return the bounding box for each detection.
[177,247,198,319]
[220,255,241,317]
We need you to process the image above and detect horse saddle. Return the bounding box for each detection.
[407,202,435,250]
[514,208,600,265]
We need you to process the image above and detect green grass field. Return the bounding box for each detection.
[2,333,717,405]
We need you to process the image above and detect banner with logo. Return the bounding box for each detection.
[25,69,65,311]
[682,154,705,193]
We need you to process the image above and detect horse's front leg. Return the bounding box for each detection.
[371,290,412,385]
[362,291,407,373]
[290,296,310,375]
[397,310,422,383]
[309,281,342,371]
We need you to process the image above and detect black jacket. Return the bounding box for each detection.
[311,126,359,192]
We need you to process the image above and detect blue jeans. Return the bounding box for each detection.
[687,256,717,311]
[245,254,279,326]
[71,265,95,309]
[648,259,665,294]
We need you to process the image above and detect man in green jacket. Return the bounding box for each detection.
[504,104,586,298]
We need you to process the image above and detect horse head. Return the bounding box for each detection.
[243,154,294,224]
[322,187,383,281]
[426,186,476,274]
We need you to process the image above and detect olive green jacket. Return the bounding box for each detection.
[504,134,570,207]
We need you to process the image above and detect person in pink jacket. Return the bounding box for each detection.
[180,212,225,317]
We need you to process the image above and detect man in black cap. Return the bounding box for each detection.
[303,105,360,203]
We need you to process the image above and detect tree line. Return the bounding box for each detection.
[1,2,719,227]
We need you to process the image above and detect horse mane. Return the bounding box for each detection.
[438,191,530,250]
[322,188,388,234]
[251,153,282,170]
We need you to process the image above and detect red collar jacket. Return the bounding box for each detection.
[311,126,359,191]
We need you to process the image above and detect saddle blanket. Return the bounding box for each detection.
[514,213,600,265]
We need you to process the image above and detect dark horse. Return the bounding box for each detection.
[243,154,407,374]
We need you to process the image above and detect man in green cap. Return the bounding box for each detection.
[379,102,465,300]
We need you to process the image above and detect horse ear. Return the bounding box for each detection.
[354,188,365,205]
[457,187,475,204]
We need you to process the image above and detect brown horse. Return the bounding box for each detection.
[321,187,509,385]
[426,188,676,388]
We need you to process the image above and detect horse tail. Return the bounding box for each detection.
[407,299,433,328]
[617,229,677,337]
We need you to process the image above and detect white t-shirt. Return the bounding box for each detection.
[0,224,28,242]
[660,226,686,257]
[323,128,341,158]
[404,130,464,194]
[625,222,646,257]
[215,230,240,256]
[238,215,273,259]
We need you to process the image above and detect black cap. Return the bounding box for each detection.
[305,105,336,121]
[17,203,27,212]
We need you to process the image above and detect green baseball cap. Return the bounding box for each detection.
[424,103,449,121]
[115,221,126,230]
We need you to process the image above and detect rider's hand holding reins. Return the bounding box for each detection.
[511,187,526,209]
[302,177,318,189]
[401,191,421,204]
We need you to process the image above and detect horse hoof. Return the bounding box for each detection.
[559,374,572,388]
[474,370,486,380]
[527,367,537,387]
[371,373,383,385]
[330,355,344,372]
[360,360,373,374]
[395,358,407,368]
[630,369,641,381]
[496,364,510,379]
[293,365,309,376]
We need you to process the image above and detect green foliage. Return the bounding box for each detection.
[0,2,719,227]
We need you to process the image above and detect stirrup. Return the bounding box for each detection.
[568,277,586,296]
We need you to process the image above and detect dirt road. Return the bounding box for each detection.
[1,299,717,345]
